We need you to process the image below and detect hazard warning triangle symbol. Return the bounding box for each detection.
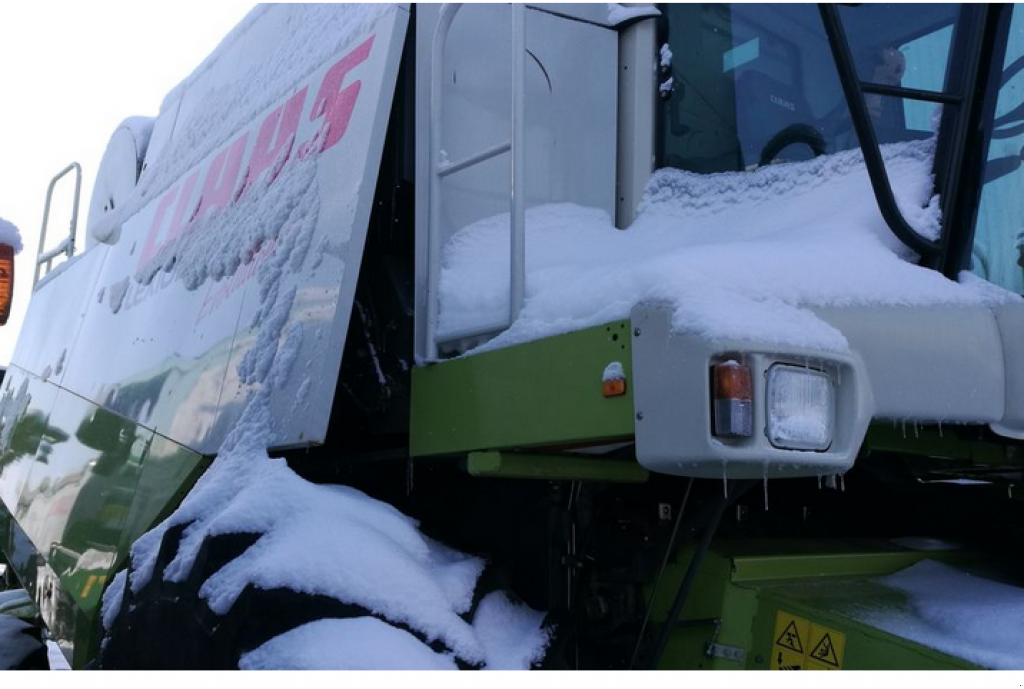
[810,633,840,667]
[776,621,804,653]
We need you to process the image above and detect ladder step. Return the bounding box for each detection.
[437,141,512,178]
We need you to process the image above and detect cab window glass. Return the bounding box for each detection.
[659,4,958,173]
[972,7,1024,294]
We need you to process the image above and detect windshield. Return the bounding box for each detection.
[659,4,958,174]
[972,7,1024,294]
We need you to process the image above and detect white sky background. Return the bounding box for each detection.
[0,1,256,366]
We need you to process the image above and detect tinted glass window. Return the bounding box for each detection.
[972,7,1024,294]
[660,4,957,174]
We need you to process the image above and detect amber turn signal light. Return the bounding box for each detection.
[0,243,13,326]
[603,378,627,397]
[713,360,753,438]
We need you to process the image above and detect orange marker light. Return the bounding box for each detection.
[603,378,627,397]
[714,361,752,402]
[0,244,13,326]
[603,361,627,398]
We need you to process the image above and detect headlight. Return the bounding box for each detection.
[766,365,834,451]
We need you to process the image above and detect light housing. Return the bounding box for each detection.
[713,360,752,438]
[766,364,834,451]
[0,243,12,326]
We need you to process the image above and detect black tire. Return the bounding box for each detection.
[99,521,486,669]
[0,618,48,670]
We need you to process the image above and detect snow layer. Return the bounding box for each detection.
[472,591,550,670]
[659,43,673,70]
[855,560,1024,669]
[239,594,548,672]
[239,618,460,670]
[602,361,624,383]
[90,4,393,245]
[438,139,1018,356]
[0,216,22,253]
[606,4,660,26]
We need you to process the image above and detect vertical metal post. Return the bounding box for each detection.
[818,5,942,259]
[34,162,82,286]
[427,3,463,361]
[510,4,527,322]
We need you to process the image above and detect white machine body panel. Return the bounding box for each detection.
[9,6,410,455]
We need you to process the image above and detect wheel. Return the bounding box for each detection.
[99,522,472,669]
[0,615,48,670]
[99,514,551,669]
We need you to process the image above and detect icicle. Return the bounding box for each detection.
[763,466,770,511]
[839,474,846,492]
[938,421,944,438]
[722,462,729,498]
[913,421,919,439]
[901,420,907,439]
[817,475,822,490]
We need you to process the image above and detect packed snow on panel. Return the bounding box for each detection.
[602,361,624,383]
[90,4,394,245]
[606,4,660,26]
[0,216,22,253]
[659,43,673,70]
[239,598,546,671]
[438,139,1021,356]
[853,560,1024,669]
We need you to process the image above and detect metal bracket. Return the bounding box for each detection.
[467,450,649,483]
[706,642,747,663]
[427,4,527,358]
[34,162,82,286]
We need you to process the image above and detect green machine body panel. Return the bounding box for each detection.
[411,321,636,457]
[649,539,979,671]
[0,365,208,667]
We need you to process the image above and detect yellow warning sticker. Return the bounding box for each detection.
[770,611,845,670]
[807,623,845,670]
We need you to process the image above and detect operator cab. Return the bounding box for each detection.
[659,4,955,170]
[659,3,1024,296]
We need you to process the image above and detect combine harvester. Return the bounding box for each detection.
[2,3,1024,670]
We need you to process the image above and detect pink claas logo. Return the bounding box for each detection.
[138,35,375,270]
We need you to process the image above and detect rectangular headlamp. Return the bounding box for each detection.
[766,364,834,451]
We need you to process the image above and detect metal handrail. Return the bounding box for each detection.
[427,4,527,358]
[34,162,82,286]
[819,6,944,259]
